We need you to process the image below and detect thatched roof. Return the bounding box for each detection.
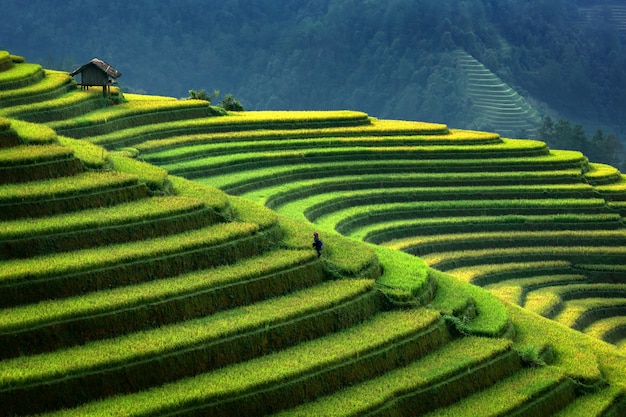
[70,58,121,78]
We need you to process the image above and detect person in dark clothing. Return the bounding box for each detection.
[312,231,323,257]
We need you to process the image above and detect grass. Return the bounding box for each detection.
[584,163,621,183]
[0,117,11,131]
[553,385,626,417]
[0,249,317,333]
[511,302,618,383]
[286,184,597,220]
[260,182,594,216]
[386,229,626,255]
[0,196,204,240]
[0,84,100,116]
[595,174,626,193]
[109,153,168,191]
[449,260,576,290]
[245,170,585,206]
[270,336,514,417]
[429,269,510,337]
[52,109,371,145]
[486,274,588,305]
[0,144,73,165]
[135,121,489,157]
[585,316,626,341]
[524,289,565,317]
[169,174,230,214]
[46,99,210,131]
[135,118,475,154]
[0,221,259,285]
[553,297,626,329]
[57,135,109,168]
[350,213,623,242]
[422,366,570,417]
[140,133,521,165]
[373,245,430,303]
[0,279,374,389]
[422,246,626,273]
[0,62,42,83]
[193,151,586,192]
[218,109,371,124]
[275,214,380,280]
[0,171,138,203]
[158,139,550,176]
[309,198,609,233]
[9,118,57,144]
[35,308,441,417]
[0,70,72,104]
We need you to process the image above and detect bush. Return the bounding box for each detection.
[187,89,220,104]
[188,89,209,101]
[219,94,244,111]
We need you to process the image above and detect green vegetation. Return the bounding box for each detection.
[271,336,516,417]
[57,135,109,168]
[0,171,139,204]
[1,50,626,416]
[0,196,204,240]
[9,118,57,144]
[0,280,375,389]
[36,309,444,417]
[109,152,168,192]
[6,0,626,141]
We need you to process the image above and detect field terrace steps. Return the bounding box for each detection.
[579,4,626,37]
[422,366,576,417]
[1,83,110,124]
[526,284,626,326]
[0,196,221,258]
[0,119,19,148]
[586,316,626,347]
[0,61,45,91]
[0,55,107,123]
[0,170,149,220]
[0,70,88,115]
[3,55,626,415]
[49,108,374,148]
[134,110,626,349]
[269,336,521,417]
[0,51,14,71]
[0,279,386,416]
[0,118,90,190]
[452,49,541,136]
[0,248,323,358]
[0,213,284,307]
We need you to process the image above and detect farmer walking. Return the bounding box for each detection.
[312,232,323,257]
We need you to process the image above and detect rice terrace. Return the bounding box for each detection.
[2,49,626,416]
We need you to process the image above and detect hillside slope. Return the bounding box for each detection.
[3,0,625,136]
[452,50,542,137]
[2,52,626,416]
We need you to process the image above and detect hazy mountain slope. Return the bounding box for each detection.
[1,0,625,136]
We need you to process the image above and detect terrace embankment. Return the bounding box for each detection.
[133,107,626,348]
[2,52,626,416]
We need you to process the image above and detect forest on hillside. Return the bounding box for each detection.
[1,0,626,159]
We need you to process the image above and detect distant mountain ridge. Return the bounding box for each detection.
[1,0,625,138]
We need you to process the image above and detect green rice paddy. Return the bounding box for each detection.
[1,49,626,416]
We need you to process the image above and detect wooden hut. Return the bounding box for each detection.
[70,58,121,97]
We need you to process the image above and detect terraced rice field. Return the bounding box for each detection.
[452,49,542,137]
[2,50,626,416]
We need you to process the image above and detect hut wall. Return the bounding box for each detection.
[80,65,108,86]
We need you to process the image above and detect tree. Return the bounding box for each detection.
[218,94,245,111]
[592,130,624,167]
[537,116,554,144]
